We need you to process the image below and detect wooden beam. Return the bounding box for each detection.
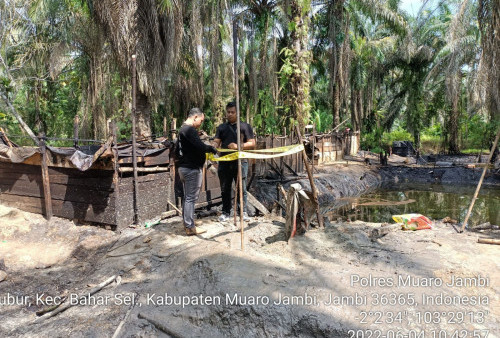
[39,135,53,220]
[119,166,169,173]
[478,238,500,245]
[247,191,269,215]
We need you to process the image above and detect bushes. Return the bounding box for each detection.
[361,127,412,152]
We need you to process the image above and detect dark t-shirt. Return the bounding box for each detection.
[215,122,255,149]
[177,124,212,169]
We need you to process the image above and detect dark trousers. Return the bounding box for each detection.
[218,160,248,215]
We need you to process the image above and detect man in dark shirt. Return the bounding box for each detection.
[177,108,217,235]
[213,102,256,222]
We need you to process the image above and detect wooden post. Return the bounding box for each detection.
[39,134,53,220]
[131,55,139,224]
[233,19,245,250]
[163,117,167,138]
[170,118,178,213]
[321,134,324,164]
[281,127,285,178]
[110,120,120,224]
[276,183,281,216]
[460,128,500,232]
[73,115,79,149]
[110,121,119,182]
[295,125,324,228]
[171,119,177,139]
[312,124,316,173]
[293,130,298,174]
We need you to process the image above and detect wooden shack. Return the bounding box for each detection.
[0,129,348,228]
[0,129,227,228]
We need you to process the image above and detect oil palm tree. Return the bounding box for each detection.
[88,0,183,137]
[477,0,499,128]
[426,0,481,153]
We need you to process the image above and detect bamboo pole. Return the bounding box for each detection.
[295,125,324,228]
[131,55,139,224]
[460,127,500,233]
[233,19,245,250]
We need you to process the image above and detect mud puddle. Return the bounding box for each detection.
[325,183,499,227]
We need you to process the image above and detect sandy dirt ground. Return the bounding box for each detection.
[0,196,499,337]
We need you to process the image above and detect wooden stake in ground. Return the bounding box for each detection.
[232,18,245,249]
[295,125,324,228]
[39,135,53,220]
[460,128,500,232]
[131,55,140,225]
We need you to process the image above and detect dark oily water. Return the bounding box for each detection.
[325,183,500,227]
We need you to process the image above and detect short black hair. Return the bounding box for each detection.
[188,107,203,117]
[226,101,236,109]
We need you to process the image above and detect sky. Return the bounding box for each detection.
[399,0,441,17]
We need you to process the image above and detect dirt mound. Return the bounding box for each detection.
[1,163,499,337]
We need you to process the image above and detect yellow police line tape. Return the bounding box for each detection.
[207,144,304,162]
[217,144,299,153]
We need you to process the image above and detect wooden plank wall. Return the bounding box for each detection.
[0,162,117,224]
[116,172,172,226]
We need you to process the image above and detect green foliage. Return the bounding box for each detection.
[311,109,332,133]
[422,123,443,137]
[382,127,413,145]
[462,114,492,149]
[363,127,413,151]
[253,89,281,134]
[0,110,17,134]
[0,0,494,149]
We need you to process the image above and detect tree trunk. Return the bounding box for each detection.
[135,91,152,138]
[210,1,224,125]
[286,0,311,130]
[448,102,460,154]
[0,89,40,146]
[332,83,340,127]
[258,14,270,92]
[448,71,461,154]
[351,87,361,132]
[192,0,204,110]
